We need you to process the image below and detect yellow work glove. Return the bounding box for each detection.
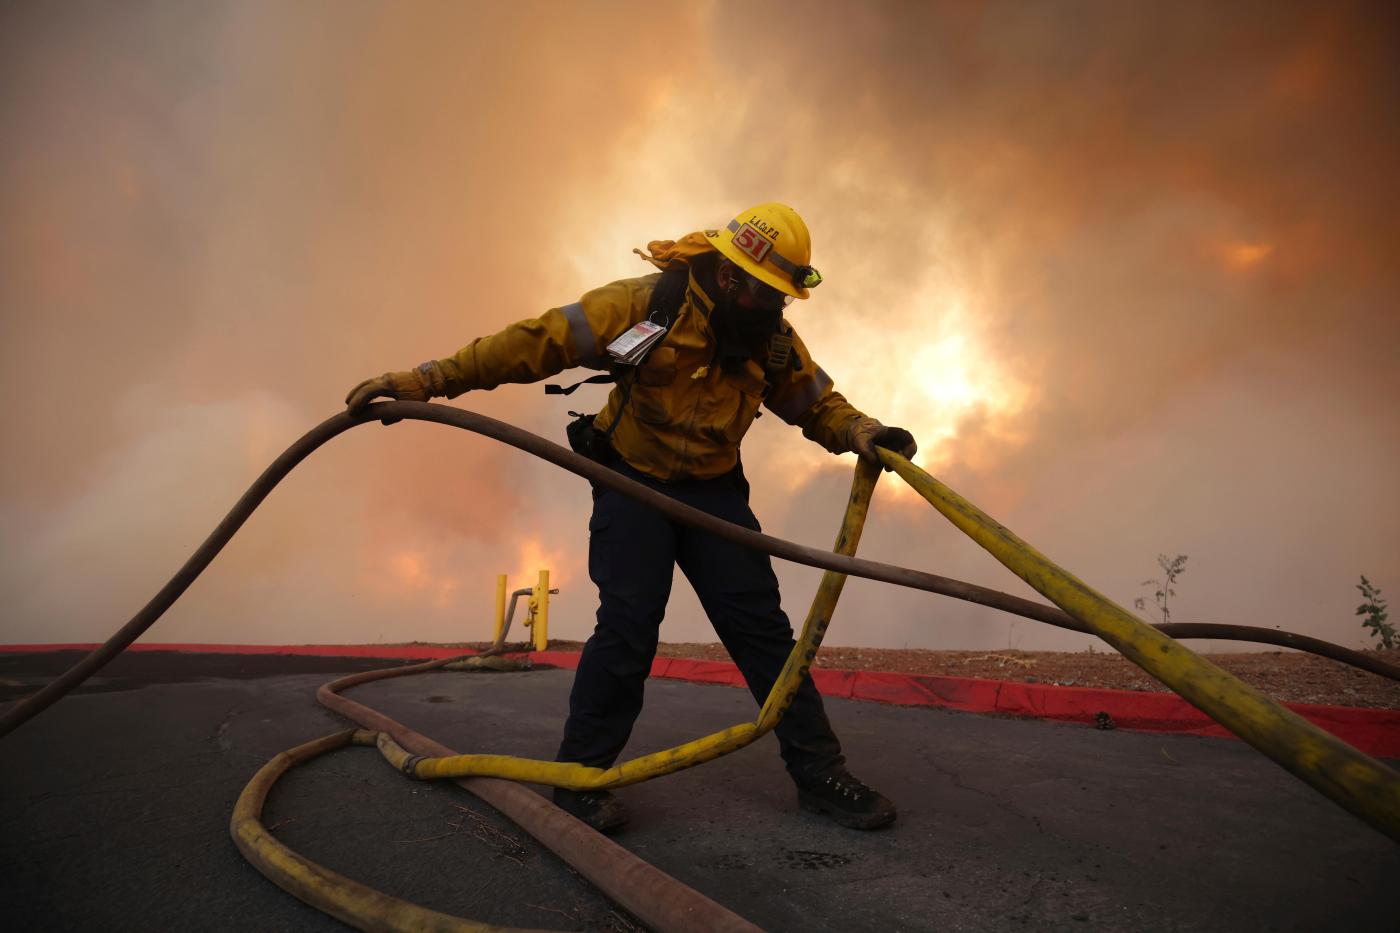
[344,367,432,414]
[848,417,918,469]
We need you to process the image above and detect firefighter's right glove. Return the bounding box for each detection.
[345,367,432,414]
[849,417,918,470]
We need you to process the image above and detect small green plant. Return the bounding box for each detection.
[1134,553,1188,624]
[1356,575,1393,649]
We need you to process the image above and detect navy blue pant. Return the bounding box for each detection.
[556,460,845,782]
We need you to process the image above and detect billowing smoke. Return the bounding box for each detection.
[2,1,1396,653]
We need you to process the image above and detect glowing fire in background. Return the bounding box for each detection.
[5,2,1395,653]
[1219,241,1275,271]
[878,306,1029,474]
[386,549,461,609]
[813,287,1032,480]
[374,537,574,614]
[508,536,573,592]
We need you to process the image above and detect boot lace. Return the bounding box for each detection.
[821,772,870,802]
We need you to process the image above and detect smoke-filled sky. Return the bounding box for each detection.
[2,0,1397,655]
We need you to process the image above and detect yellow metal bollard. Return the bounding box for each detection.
[534,569,550,652]
[523,586,537,639]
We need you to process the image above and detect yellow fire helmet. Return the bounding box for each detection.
[706,202,824,300]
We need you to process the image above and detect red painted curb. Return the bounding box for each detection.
[6,643,1398,757]
[507,651,1400,758]
[0,643,473,659]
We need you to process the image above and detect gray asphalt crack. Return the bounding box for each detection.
[920,751,1047,835]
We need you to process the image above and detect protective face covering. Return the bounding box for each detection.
[713,289,783,370]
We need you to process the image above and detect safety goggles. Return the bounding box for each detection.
[736,270,795,309]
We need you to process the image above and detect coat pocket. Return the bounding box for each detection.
[710,365,767,444]
[630,348,679,425]
[636,347,677,386]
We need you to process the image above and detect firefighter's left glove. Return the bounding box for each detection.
[345,367,432,414]
[875,426,917,460]
[849,417,918,470]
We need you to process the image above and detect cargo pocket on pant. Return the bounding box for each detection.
[587,512,612,586]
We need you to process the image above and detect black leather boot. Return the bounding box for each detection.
[552,788,630,833]
[795,768,897,829]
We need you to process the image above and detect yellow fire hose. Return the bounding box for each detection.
[230,729,523,933]
[226,464,878,932]
[881,450,1400,842]
[372,463,878,790]
[324,441,1400,839]
[4,401,1399,930]
[313,656,764,933]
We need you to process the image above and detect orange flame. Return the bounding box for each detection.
[381,548,462,609]
[1220,241,1275,271]
[507,536,573,591]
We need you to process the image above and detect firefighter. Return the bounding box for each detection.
[346,203,916,832]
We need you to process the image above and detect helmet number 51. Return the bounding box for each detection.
[733,224,773,263]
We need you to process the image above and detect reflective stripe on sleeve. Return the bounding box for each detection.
[561,302,600,367]
[769,366,834,423]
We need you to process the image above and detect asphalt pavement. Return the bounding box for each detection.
[1,651,1395,932]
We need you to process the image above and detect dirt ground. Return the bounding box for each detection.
[540,641,1400,710]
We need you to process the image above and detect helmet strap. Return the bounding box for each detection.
[722,262,742,300]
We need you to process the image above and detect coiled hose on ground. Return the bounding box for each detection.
[3,402,1398,930]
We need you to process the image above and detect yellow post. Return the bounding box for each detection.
[534,569,550,652]
[490,575,507,646]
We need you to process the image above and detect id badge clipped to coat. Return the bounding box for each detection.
[606,320,667,366]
